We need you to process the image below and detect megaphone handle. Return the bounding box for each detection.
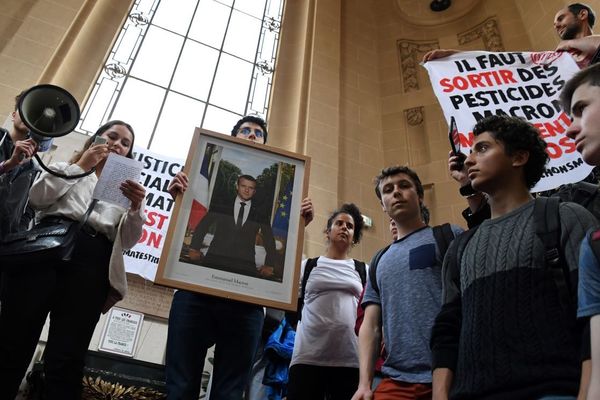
[17,132,32,162]
[34,154,95,180]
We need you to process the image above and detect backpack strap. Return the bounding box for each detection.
[571,182,599,209]
[553,181,599,210]
[432,223,456,265]
[533,197,572,313]
[353,259,367,286]
[297,257,319,321]
[301,257,319,300]
[0,129,7,148]
[298,257,366,320]
[441,226,478,303]
[368,245,391,296]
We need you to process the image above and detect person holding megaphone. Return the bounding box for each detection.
[0,90,39,241]
[0,119,146,399]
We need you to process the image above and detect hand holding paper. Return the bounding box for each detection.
[93,153,144,209]
[121,179,146,211]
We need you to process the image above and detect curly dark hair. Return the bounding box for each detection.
[325,203,364,244]
[473,115,548,189]
[231,115,268,143]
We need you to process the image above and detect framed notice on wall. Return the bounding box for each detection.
[98,308,144,358]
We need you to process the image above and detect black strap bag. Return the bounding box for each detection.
[0,200,97,266]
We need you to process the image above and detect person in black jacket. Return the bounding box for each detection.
[0,90,38,240]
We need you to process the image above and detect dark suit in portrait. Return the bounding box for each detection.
[189,193,277,279]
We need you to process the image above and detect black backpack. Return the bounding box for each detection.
[294,257,367,322]
[368,223,456,295]
[553,181,600,221]
[447,197,573,312]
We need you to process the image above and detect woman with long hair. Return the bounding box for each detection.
[0,120,146,399]
[287,203,366,400]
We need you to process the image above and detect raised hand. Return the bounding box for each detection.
[300,197,314,226]
[422,49,461,63]
[120,179,146,211]
[3,138,37,172]
[168,171,189,199]
[448,150,469,187]
[77,143,109,172]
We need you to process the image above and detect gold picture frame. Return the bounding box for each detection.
[155,128,310,311]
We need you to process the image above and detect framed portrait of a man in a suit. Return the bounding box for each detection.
[155,129,310,310]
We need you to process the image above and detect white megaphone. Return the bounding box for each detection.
[18,84,80,152]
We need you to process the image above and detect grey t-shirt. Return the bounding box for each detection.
[363,224,463,383]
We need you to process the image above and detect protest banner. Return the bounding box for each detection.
[423,51,593,192]
[124,147,184,281]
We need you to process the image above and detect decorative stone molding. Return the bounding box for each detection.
[457,17,504,51]
[397,40,438,92]
[393,0,482,26]
[405,107,424,126]
[82,376,165,399]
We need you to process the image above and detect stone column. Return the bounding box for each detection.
[38,0,134,104]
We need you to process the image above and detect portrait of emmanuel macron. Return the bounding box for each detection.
[179,146,294,283]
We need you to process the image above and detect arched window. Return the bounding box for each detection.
[78,0,283,158]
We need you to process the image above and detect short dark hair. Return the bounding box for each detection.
[231,115,268,143]
[472,115,548,189]
[325,203,364,244]
[374,165,424,201]
[560,63,600,114]
[70,120,136,164]
[14,90,26,112]
[237,174,257,185]
[374,165,430,224]
[568,3,596,28]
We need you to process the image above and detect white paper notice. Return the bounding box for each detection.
[98,307,144,357]
[93,153,143,208]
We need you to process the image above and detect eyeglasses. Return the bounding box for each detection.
[238,127,264,138]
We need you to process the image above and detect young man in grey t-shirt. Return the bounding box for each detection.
[352,166,462,400]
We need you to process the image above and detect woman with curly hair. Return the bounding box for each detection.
[287,203,366,400]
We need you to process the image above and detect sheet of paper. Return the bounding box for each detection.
[93,152,143,208]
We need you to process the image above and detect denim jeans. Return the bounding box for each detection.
[165,290,264,400]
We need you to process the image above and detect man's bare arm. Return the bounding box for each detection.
[351,304,382,400]
[432,368,454,400]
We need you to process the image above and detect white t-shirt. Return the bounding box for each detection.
[290,256,364,368]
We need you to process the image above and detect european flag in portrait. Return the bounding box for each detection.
[272,180,292,240]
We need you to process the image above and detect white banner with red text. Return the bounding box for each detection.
[423,51,592,192]
[124,147,184,281]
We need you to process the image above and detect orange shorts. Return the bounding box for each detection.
[374,378,432,400]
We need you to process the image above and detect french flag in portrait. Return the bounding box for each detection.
[187,144,217,231]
